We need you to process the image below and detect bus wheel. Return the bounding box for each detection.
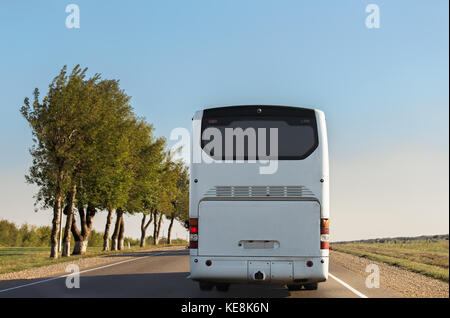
[287,284,302,291]
[304,283,318,290]
[216,283,230,292]
[199,281,214,291]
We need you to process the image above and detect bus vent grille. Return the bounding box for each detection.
[204,186,315,198]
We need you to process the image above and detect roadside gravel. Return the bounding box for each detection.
[331,250,449,298]
[0,246,185,282]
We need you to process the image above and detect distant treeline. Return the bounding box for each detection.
[0,219,144,248]
[333,234,449,244]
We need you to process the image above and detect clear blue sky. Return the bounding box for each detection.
[0,1,448,241]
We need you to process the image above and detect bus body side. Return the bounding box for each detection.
[189,106,329,288]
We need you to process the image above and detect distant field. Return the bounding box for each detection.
[0,244,186,274]
[333,240,449,281]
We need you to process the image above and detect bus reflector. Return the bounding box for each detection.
[189,218,199,249]
[321,218,330,228]
[190,241,198,249]
[320,218,330,249]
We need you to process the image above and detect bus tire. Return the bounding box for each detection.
[287,284,302,291]
[199,281,214,291]
[304,283,318,290]
[216,283,230,292]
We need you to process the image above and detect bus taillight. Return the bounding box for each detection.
[320,218,330,249]
[189,218,199,249]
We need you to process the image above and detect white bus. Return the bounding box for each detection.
[188,105,329,292]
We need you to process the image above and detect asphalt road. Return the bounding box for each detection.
[0,248,400,298]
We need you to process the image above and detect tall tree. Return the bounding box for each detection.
[69,78,135,255]
[99,132,134,251]
[133,138,165,248]
[110,119,157,250]
[21,65,100,258]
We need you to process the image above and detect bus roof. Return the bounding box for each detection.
[201,105,317,112]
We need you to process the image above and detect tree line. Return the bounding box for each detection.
[0,219,117,247]
[20,65,189,258]
[0,220,51,247]
[0,219,186,248]
[333,234,449,244]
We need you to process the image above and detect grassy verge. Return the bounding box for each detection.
[0,244,186,275]
[333,240,449,282]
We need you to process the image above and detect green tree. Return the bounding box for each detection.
[68,78,134,255]
[133,137,165,248]
[21,65,139,257]
[110,119,158,250]
[21,65,101,258]
[97,128,134,251]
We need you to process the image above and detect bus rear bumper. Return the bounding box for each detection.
[189,256,328,284]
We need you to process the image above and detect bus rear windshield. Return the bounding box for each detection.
[201,106,319,160]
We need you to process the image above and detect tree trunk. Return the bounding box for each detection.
[140,214,146,248]
[111,209,123,251]
[73,240,88,254]
[152,210,159,245]
[71,203,96,255]
[50,194,62,259]
[62,185,77,257]
[156,213,163,244]
[61,208,73,257]
[167,215,175,244]
[118,217,125,250]
[103,208,114,251]
[71,213,82,254]
[82,204,96,252]
[140,232,146,248]
[140,212,153,248]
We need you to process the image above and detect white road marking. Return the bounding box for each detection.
[329,273,368,298]
[0,251,167,294]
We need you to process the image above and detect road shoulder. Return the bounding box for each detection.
[330,251,449,298]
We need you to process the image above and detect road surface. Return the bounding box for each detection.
[0,248,400,298]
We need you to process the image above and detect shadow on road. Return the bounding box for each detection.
[0,271,295,298]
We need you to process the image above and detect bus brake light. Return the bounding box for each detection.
[189,218,199,249]
[320,218,330,249]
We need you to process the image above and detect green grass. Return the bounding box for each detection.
[0,244,186,275]
[333,240,449,282]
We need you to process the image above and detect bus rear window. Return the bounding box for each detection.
[201,106,319,160]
